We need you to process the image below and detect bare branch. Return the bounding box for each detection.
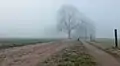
[57,5,81,38]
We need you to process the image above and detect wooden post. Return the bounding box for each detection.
[114,29,118,48]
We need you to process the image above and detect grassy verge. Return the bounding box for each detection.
[88,41,120,62]
[39,42,96,66]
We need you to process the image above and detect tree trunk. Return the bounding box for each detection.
[68,30,71,39]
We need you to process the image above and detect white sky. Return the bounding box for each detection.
[0,0,119,38]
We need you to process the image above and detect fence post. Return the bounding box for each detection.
[114,29,118,48]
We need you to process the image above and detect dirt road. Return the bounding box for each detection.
[0,41,71,66]
[82,41,120,66]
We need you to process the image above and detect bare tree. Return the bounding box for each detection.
[72,18,96,41]
[57,5,81,39]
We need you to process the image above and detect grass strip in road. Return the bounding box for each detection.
[39,42,96,66]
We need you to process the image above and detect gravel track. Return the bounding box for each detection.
[0,41,70,66]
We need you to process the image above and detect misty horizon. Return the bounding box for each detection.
[0,0,119,38]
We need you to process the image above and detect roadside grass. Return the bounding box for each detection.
[0,38,58,49]
[39,42,96,66]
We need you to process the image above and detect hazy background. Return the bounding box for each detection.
[0,0,119,38]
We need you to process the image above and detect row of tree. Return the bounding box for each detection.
[57,4,96,40]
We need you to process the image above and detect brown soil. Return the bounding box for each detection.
[82,41,120,66]
[0,41,70,66]
[1,40,119,66]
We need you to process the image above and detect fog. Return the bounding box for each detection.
[0,0,120,38]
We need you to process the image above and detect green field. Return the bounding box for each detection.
[96,38,120,48]
[0,38,59,49]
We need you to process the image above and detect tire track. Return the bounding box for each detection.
[82,41,120,66]
[0,41,69,66]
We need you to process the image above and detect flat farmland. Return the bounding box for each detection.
[0,38,59,49]
[96,38,120,48]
